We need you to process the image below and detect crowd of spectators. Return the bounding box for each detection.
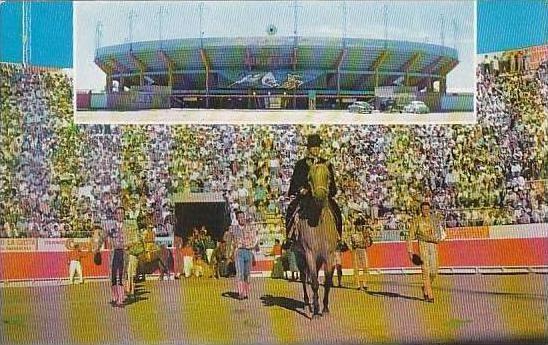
[0,52,546,239]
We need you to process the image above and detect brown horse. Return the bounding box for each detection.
[134,244,174,281]
[125,243,173,301]
[291,162,339,319]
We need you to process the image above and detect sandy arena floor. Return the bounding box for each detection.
[1,274,546,345]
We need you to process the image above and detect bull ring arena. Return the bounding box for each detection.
[3,42,548,342]
[76,36,475,117]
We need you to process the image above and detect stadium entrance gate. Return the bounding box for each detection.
[173,192,231,241]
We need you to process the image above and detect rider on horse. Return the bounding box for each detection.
[285,134,343,243]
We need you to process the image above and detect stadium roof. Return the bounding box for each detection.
[95,36,459,91]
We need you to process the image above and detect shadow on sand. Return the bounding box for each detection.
[221,291,242,301]
[366,290,424,302]
[124,284,150,306]
[260,294,311,319]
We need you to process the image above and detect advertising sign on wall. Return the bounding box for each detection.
[0,238,38,252]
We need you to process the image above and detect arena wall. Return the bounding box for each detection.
[1,224,546,282]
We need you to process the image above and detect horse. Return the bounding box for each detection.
[291,162,339,319]
[125,242,174,301]
[134,244,174,282]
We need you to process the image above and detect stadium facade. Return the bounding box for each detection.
[86,36,461,110]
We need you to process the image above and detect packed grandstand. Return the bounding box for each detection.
[0,49,547,241]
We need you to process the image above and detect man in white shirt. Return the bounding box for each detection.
[230,211,259,300]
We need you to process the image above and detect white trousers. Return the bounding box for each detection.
[183,256,194,277]
[69,260,83,284]
[206,249,214,264]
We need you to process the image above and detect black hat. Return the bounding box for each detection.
[306,134,322,148]
[411,254,423,266]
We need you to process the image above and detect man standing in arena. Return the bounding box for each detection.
[65,239,88,284]
[230,210,259,300]
[407,201,446,303]
[108,206,127,307]
[350,216,373,291]
[285,134,342,242]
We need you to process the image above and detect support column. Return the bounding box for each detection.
[129,52,146,88]
[336,70,341,109]
[440,77,447,94]
[168,65,173,88]
[371,50,389,92]
[106,74,113,93]
[200,48,211,108]
[404,52,422,88]
[427,79,434,93]
[334,49,347,110]
[158,50,175,88]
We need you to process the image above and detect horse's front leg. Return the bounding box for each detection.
[300,268,311,314]
[296,252,310,311]
[322,255,335,315]
[305,252,320,319]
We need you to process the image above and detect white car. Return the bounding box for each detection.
[348,101,373,114]
[403,101,430,114]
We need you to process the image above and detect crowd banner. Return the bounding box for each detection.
[36,238,90,252]
[446,226,489,240]
[0,238,38,252]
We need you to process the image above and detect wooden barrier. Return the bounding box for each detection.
[1,237,546,281]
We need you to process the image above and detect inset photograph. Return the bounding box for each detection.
[74,1,476,124]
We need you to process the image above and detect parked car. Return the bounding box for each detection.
[403,101,430,114]
[348,101,373,114]
[379,98,404,113]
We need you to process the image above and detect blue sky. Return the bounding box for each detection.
[477,0,547,53]
[0,1,72,67]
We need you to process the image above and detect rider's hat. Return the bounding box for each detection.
[306,134,322,148]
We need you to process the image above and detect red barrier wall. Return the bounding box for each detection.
[0,251,111,281]
[1,238,547,281]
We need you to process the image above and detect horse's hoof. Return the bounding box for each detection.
[322,308,330,315]
[311,313,321,320]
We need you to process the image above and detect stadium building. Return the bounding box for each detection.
[81,36,462,110]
